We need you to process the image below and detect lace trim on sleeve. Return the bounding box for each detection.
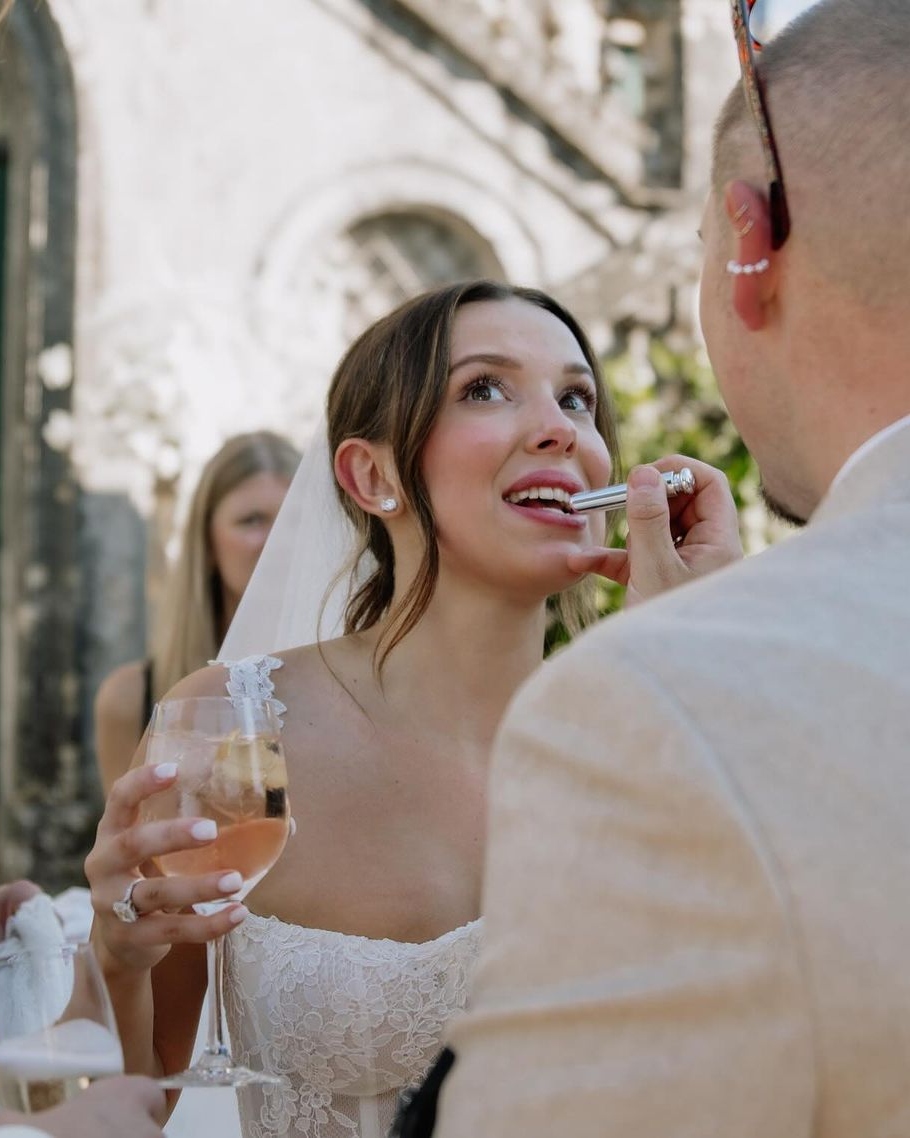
[211,654,287,727]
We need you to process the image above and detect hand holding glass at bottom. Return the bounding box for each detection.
[0,940,123,1113]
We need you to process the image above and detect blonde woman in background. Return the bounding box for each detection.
[94,431,300,794]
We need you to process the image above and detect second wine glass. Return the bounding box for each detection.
[0,941,123,1112]
[144,695,290,1089]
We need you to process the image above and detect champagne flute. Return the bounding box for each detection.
[0,941,124,1112]
[143,695,290,1088]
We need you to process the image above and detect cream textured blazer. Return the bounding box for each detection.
[437,420,910,1138]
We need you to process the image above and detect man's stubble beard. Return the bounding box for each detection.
[760,483,808,528]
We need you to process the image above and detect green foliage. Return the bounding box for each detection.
[598,331,783,613]
[605,334,753,505]
[546,330,784,643]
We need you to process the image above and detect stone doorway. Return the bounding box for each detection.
[0,4,86,889]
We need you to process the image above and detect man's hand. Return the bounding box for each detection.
[568,458,743,606]
[0,880,42,933]
[31,1075,166,1137]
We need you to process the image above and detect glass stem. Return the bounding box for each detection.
[200,934,231,1069]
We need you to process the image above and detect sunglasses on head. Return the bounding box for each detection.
[729,0,826,250]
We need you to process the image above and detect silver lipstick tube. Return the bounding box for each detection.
[570,467,696,513]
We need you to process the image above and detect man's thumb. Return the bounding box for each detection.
[625,465,675,556]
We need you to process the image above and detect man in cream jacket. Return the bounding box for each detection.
[436,1,910,1135]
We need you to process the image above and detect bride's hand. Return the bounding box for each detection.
[567,457,743,607]
[85,763,248,974]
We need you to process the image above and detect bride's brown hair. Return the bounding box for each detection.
[326,279,621,669]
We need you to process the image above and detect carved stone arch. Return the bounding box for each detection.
[0,2,85,886]
[329,207,504,345]
[251,159,544,420]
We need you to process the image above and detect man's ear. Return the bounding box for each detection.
[334,438,403,516]
[724,179,778,332]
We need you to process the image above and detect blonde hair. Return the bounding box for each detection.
[151,431,299,697]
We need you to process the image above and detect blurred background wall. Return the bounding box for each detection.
[0,0,738,887]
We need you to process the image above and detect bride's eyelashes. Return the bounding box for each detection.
[457,373,597,414]
[560,385,598,413]
[459,373,508,403]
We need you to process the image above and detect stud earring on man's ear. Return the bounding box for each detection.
[380,497,398,513]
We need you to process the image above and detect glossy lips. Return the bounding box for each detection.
[505,485,573,512]
[502,470,586,528]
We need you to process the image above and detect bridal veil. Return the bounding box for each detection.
[217,422,368,660]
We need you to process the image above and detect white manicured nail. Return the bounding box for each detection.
[190,820,217,841]
[228,905,248,925]
[218,872,243,893]
[153,763,178,781]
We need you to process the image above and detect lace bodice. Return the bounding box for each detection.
[225,914,481,1138]
[218,656,483,1138]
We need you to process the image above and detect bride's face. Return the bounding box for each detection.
[419,298,613,601]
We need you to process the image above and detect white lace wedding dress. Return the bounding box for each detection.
[219,656,483,1138]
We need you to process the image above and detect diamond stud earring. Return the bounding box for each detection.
[380,497,398,513]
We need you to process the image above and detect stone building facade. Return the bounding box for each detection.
[0,0,737,887]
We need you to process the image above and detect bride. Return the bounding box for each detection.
[86,280,742,1137]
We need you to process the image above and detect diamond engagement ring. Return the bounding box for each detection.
[112,877,144,923]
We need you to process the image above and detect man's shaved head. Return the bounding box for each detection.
[713,0,910,306]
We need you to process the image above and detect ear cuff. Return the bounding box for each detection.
[726,258,770,276]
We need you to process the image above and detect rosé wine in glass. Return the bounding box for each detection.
[143,696,290,1087]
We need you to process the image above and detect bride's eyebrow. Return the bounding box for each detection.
[448,352,520,375]
[448,354,594,379]
[564,362,595,380]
